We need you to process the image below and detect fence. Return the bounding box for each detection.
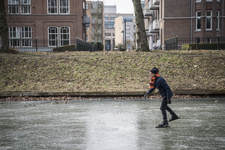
[5,38,97,52]
[77,38,97,52]
[165,36,225,50]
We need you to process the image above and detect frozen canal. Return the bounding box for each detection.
[0,98,225,150]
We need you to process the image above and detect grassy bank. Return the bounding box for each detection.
[0,50,224,93]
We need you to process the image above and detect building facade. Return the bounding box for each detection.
[86,1,104,44]
[144,0,225,50]
[115,16,136,50]
[5,0,89,51]
[104,5,134,51]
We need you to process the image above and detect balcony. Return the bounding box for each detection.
[150,0,159,10]
[144,8,153,18]
[153,20,159,30]
[149,20,159,33]
[83,16,90,25]
[153,0,159,5]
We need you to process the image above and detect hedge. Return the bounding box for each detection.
[53,44,77,52]
[89,42,104,51]
[182,43,225,50]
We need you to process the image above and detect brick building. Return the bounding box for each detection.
[5,0,89,51]
[144,0,225,50]
[86,1,104,44]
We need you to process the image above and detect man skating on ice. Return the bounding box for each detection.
[144,67,180,128]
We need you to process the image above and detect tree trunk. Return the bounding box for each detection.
[0,0,9,53]
[132,0,149,51]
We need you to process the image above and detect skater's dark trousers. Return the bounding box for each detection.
[160,97,177,121]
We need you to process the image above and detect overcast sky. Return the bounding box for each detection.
[91,0,134,14]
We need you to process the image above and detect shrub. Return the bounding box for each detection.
[89,42,104,51]
[53,44,77,52]
[182,43,225,50]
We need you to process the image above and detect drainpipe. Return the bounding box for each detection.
[191,0,193,43]
[222,0,224,37]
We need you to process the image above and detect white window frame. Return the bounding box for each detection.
[206,11,212,30]
[48,27,58,47]
[48,0,58,14]
[83,2,85,9]
[196,0,201,3]
[9,27,20,47]
[59,0,69,14]
[20,0,31,14]
[60,26,70,46]
[21,26,32,47]
[8,0,19,14]
[217,11,220,30]
[196,11,201,31]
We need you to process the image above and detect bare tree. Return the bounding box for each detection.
[132,0,149,51]
[0,0,9,52]
[91,0,103,43]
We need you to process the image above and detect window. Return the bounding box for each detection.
[105,22,115,29]
[206,0,212,2]
[196,11,201,31]
[48,26,70,47]
[206,37,211,43]
[20,0,31,14]
[8,0,19,14]
[86,35,89,41]
[196,0,201,2]
[48,0,57,14]
[8,0,31,14]
[21,27,32,47]
[217,11,220,30]
[60,0,69,14]
[86,4,88,10]
[9,27,20,47]
[83,2,85,9]
[60,27,70,46]
[48,0,69,14]
[206,11,212,30]
[104,16,109,21]
[126,33,130,38]
[48,27,58,47]
[86,27,89,31]
[110,17,116,21]
[126,25,130,30]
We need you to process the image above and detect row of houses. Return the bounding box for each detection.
[3,0,136,51]
[2,0,225,51]
[144,0,225,50]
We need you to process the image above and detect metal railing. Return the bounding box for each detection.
[7,38,97,52]
[77,38,97,52]
[165,36,225,50]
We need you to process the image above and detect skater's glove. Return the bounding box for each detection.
[144,92,149,99]
[167,98,171,104]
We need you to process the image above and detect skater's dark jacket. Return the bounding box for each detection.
[147,76,173,98]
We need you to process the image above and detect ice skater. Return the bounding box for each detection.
[144,67,180,128]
